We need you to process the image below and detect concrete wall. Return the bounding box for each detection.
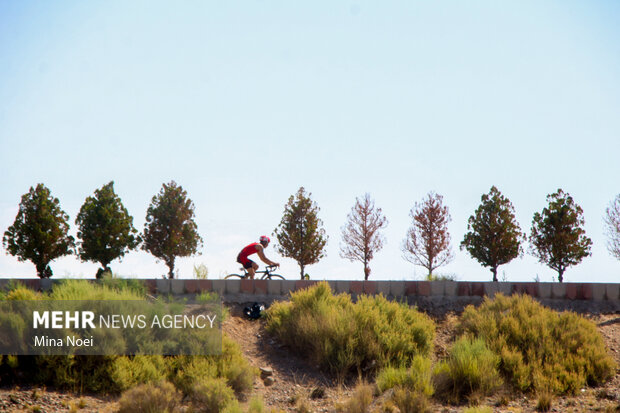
[3,279,619,314]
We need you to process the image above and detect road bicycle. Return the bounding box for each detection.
[225,265,285,280]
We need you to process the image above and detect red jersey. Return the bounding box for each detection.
[238,243,260,262]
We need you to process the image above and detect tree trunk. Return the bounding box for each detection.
[364,260,370,281]
[558,268,564,283]
[300,264,305,280]
[491,267,498,282]
[36,262,46,279]
[36,262,52,279]
[167,258,175,279]
[96,265,112,279]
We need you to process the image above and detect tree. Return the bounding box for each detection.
[402,192,453,279]
[75,181,141,278]
[604,194,620,260]
[274,187,328,279]
[2,183,75,278]
[142,181,203,279]
[529,189,592,282]
[340,193,388,280]
[460,186,525,282]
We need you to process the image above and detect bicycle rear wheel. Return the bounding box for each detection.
[224,273,245,279]
[267,273,285,280]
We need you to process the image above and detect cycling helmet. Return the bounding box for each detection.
[260,235,270,243]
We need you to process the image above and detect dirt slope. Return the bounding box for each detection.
[0,311,618,412]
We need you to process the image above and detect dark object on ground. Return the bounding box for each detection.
[244,303,265,320]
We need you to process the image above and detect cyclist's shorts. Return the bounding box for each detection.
[237,255,255,269]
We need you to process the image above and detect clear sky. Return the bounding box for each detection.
[1,1,619,282]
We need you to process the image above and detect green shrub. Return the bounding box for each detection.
[117,381,182,413]
[168,336,255,397]
[376,355,433,396]
[266,282,435,378]
[221,401,244,413]
[0,279,251,399]
[169,355,218,395]
[459,293,617,394]
[433,336,501,403]
[216,335,256,395]
[5,286,41,300]
[111,356,167,391]
[190,377,236,413]
[49,279,145,300]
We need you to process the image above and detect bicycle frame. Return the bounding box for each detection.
[225,265,285,280]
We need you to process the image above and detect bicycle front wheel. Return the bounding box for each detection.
[224,273,245,279]
[267,273,285,280]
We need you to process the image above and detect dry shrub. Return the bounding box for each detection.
[536,389,553,412]
[392,387,431,413]
[117,381,181,413]
[266,282,435,378]
[190,377,236,413]
[459,293,617,394]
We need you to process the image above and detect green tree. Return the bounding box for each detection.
[461,186,525,282]
[2,183,75,278]
[75,181,141,278]
[142,181,203,279]
[529,189,592,282]
[274,187,328,279]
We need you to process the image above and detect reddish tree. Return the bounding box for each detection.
[340,193,388,280]
[402,192,454,278]
[604,194,620,260]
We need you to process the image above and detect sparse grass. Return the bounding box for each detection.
[117,381,182,413]
[266,282,435,378]
[536,389,553,412]
[77,397,87,408]
[463,407,492,413]
[248,395,266,413]
[433,336,501,403]
[335,381,374,413]
[458,293,617,394]
[31,387,43,401]
[196,291,220,303]
[392,387,431,413]
[295,397,312,413]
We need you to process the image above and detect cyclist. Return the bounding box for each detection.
[237,236,279,279]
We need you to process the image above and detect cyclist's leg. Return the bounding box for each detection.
[247,260,258,279]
